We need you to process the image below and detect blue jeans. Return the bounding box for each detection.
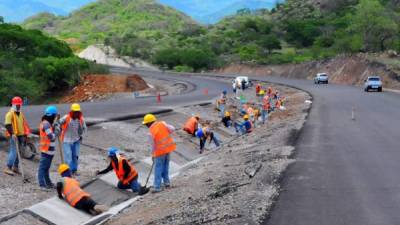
[63,141,80,172]
[154,154,170,191]
[117,177,141,192]
[6,136,23,169]
[261,109,269,124]
[199,132,221,151]
[234,122,247,134]
[219,104,225,117]
[38,153,54,187]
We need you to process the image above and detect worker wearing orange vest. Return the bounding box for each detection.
[4,96,31,176]
[255,84,261,96]
[97,147,150,195]
[57,164,108,215]
[38,106,61,189]
[183,115,199,136]
[59,103,87,176]
[143,114,176,193]
[261,97,271,124]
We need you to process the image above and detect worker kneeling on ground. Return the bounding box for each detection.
[221,111,232,128]
[143,114,176,193]
[234,115,253,134]
[57,164,108,215]
[96,147,150,195]
[195,126,221,154]
[183,115,199,136]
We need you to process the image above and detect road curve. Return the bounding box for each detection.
[253,76,400,225]
[0,67,230,127]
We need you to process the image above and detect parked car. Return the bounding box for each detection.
[233,76,250,89]
[314,73,329,84]
[364,76,383,92]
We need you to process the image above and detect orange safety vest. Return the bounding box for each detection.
[5,111,30,137]
[256,85,261,94]
[39,121,53,153]
[275,100,282,108]
[263,102,271,111]
[150,121,176,157]
[247,107,254,116]
[111,155,138,185]
[183,117,198,134]
[61,115,84,141]
[62,177,90,207]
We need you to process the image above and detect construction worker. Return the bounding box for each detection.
[218,90,228,117]
[57,164,108,215]
[143,114,176,193]
[221,111,232,128]
[195,126,221,154]
[234,115,253,134]
[4,96,31,176]
[255,84,261,96]
[38,106,60,189]
[59,103,87,176]
[97,147,149,195]
[183,115,200,136]
[261,96,271,124]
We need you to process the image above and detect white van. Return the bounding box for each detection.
[233,76,250,89]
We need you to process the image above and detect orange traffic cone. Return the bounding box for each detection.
[203,88,209,95]
[157,93,161,103]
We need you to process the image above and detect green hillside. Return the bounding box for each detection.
[0,23,106,105]
[23,0,195,52]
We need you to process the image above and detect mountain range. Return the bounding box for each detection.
[1,0,280,23]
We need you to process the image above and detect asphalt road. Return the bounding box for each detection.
[0,67,230,127]
[256,77,400,225]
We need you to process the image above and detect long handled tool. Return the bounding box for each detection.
[14,136,29,183]
[144,160,155,188]
[58,136,65,163]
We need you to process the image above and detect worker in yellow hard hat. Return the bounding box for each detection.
[57,164,108,215]
[234,114,253,134]
[58,103,87,176]
[221,111,232,128]
[143,114,176,193]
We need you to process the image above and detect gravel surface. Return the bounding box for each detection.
[107,84,311,225]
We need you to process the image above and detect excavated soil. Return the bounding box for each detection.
[60,74,149,103]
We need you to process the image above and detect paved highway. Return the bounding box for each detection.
[0,67,230,127]
[256,77,400,225]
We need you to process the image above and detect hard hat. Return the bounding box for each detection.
[11,96,23,106]
[143,114,156,125]
[224,111,231,117]
[223,90,227,95]
[58,164,70,175]
[243,114,249,120]
[108,147,119,157]
[71,103,81,112]
[195,129,204,138]
[45,106,58,116]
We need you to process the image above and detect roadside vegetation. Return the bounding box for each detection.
[0,23,107,105]
[22,0,400,73]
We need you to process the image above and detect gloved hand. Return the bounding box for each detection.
[79,136,83,143]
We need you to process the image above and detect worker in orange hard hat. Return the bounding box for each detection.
[59,103,87,176]
[4,96,31,176]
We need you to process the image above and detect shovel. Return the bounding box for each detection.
[14,136,29,183]
[58,136,65,164]
[144,160,155,188]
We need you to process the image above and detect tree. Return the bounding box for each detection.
[259,34,282,54]
[349,0,398,51]
[0,16,4,24]
[284,20,321,48]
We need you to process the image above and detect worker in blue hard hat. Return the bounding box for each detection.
[97,147,149,195]
[195,125,221,154]
[38,106,61,189]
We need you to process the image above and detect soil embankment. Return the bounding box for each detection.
[216,54,400,90]
[60,74,149,103]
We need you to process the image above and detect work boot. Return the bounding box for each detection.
[139,186,150,195]
[4,168,15,176]
[94,204,109,214]
[151,188,162,194]
[12,167,21,175]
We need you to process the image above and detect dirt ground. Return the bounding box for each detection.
[107,83,311,225]
[60,74,149,103]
